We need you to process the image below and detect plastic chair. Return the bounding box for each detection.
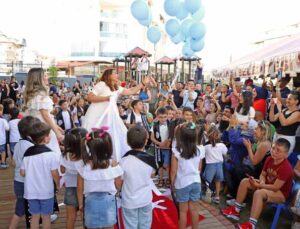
[269,182,295,229]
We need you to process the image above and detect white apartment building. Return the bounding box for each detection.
[69,0,169,63]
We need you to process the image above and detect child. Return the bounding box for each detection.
[20,122,60,229]
[182,107,195,123]
[60,128,87,229]
[0,104,9,168]
[222,138,294,229]
[166,105,175,121]
[9,107,21,157]
[151,107,171,187]
[76,98,85,126]
[203,125,228,204]
[9,116,41,229]
[77,128,123,229]
[56,99,74,132]
[170,122,205,229]
[120,125,157,229]
[126,99,150,132]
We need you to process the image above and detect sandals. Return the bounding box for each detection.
[165,179,171,187]
[158,179,164,188]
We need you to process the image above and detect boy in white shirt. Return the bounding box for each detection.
[0,104,9,168]
[9,116,40,229]
[121,125,157,229]
[20,122,59,229]
[8,107,21,156]
[151,107,171,187]
[56,99,74,132]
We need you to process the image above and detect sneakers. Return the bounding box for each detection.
[226,198,246,207]
[211,196,220,204]
[236,221,255,229]
[226,193,234,199]
[221,206,240,221]
[0,163,9,169]
[50,214,58,223]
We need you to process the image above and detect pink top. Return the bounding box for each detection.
[230,93,239,109]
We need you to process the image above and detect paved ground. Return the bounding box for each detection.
[0,165,292,229]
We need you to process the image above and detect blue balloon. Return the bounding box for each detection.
[184,0,202,14]
[147,26,161,44]
[139,10,152,27]
[182,41,194,57]
[164,0,181,16]
[171,32,184,44]
[175,2,188,21]
[191,39,204,52]
[189,22,206,40]
[165,19,180,37]
[180,19,193,39]
[192,6,205,21]
[131,0,149,21]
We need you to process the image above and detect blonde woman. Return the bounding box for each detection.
[23,68,63,157]
[226,120,272,205]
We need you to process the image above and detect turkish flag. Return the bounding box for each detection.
[114,192,205,229]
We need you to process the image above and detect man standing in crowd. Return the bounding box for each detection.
[172,82,184,108]
[180,80,197,109]
[9,76,19,103]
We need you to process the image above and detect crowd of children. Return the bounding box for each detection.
[1,69,300,229]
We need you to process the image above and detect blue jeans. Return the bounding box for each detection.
[14,180,25,216]
[122,204,152,229]
[85,192,116,228]
[10,142,17,156]
[203,162,224,183]
[176,182,201,202]
[28,198,54,215]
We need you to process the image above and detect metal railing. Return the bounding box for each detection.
[0,61,45,77]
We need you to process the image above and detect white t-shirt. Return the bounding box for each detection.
[13,139,34,183]
[76,160,123,195]
[62,110,72,130]
[235,106,255,123]
[182,90,197,109]
[204,143,228,164]
[120,155,154,209]
[60,154,79,187]
[126,111,142,125]
[0,118,9,145]
[172,145,205,189]
[9,119,20,143]
[159,124,169,142]
[21,151,59,200]
[71,107,79,124]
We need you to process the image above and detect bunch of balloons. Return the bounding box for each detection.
[164,0,206,57]
[130,0,161,45]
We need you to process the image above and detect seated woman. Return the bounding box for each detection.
[226,120,272,205]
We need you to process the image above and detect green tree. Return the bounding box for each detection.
[48,66,58,85]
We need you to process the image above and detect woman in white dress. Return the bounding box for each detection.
[83,68,149,161]
[23,68,64,158]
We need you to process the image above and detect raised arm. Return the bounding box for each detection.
[121,76,151,96]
